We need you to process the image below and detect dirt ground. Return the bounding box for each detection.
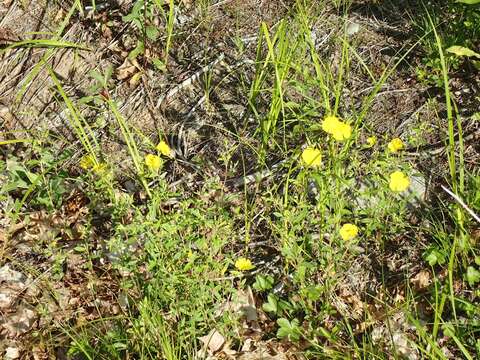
[1,0,479,358]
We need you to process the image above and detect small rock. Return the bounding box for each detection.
[347,22,360,36]
[408,174,427,203]
[123,180,137,193]
[4,346,20,360]
[353,172,427,210]
[0,287,17,310]
[0,264,25,283]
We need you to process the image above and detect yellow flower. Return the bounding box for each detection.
[339,223,359,241]
[234,257,255,271]
[389,171,410,192]
[331,122,352,141]
[156,140,172,157]
[366,136,377,147]
[80,154,95,170]
[321,115,341,134]
[388,138,404,153]
[321,115,351,141]
[92,162,107,174]
[301,147,322,167]
[145,154,161,171]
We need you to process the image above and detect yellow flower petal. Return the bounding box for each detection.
[156,140,172,157]
[80,154,95,170]
[301,147,322,167]
[339,223,359,241]
[234,257,255,271]
[366,136,377,147]
[331,122,352,141]
[92,163,107,174]
[321,115,351,141]
[145,154,162,171]
[389,171,410,192]
[321,115,342,134]
[388,138,404,153]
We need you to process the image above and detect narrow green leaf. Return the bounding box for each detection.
[456,0,480,4]
[0,39,88,55]
[446,45,480,59]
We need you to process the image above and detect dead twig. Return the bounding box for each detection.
[155,53,225,109]
[440,185,480,225]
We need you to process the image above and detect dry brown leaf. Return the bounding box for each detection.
[221,340,237,357]
[241,338,254,352]
[237,339,290,360]
[0,26,18,44]
[199,329,225,354]
[117,65,136,80]
[471,228,480,244]
[411,270,431,291]
[392,332,419,360]
[129,71,143,87]
[54,9,65,23]
[116,58,142,81]
[0,288,17,310]
[1,306,37,336]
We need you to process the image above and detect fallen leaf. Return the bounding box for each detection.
[116,58,142,81]
[411,270,431,291]
[392,332,419,360]
[241,338,254,352]
[0,26,17,44]
[1,306,37,336]
[0,288,17,310]
[199,329,225,354]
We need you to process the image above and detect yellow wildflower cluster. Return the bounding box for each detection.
[321,115,352,141]
[235,257,255,271]
[301,147,322,167]
[144,141,172,171]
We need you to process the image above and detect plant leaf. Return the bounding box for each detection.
[456,0,480,4]
[446,46,480,59]
[466,266,480,287]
